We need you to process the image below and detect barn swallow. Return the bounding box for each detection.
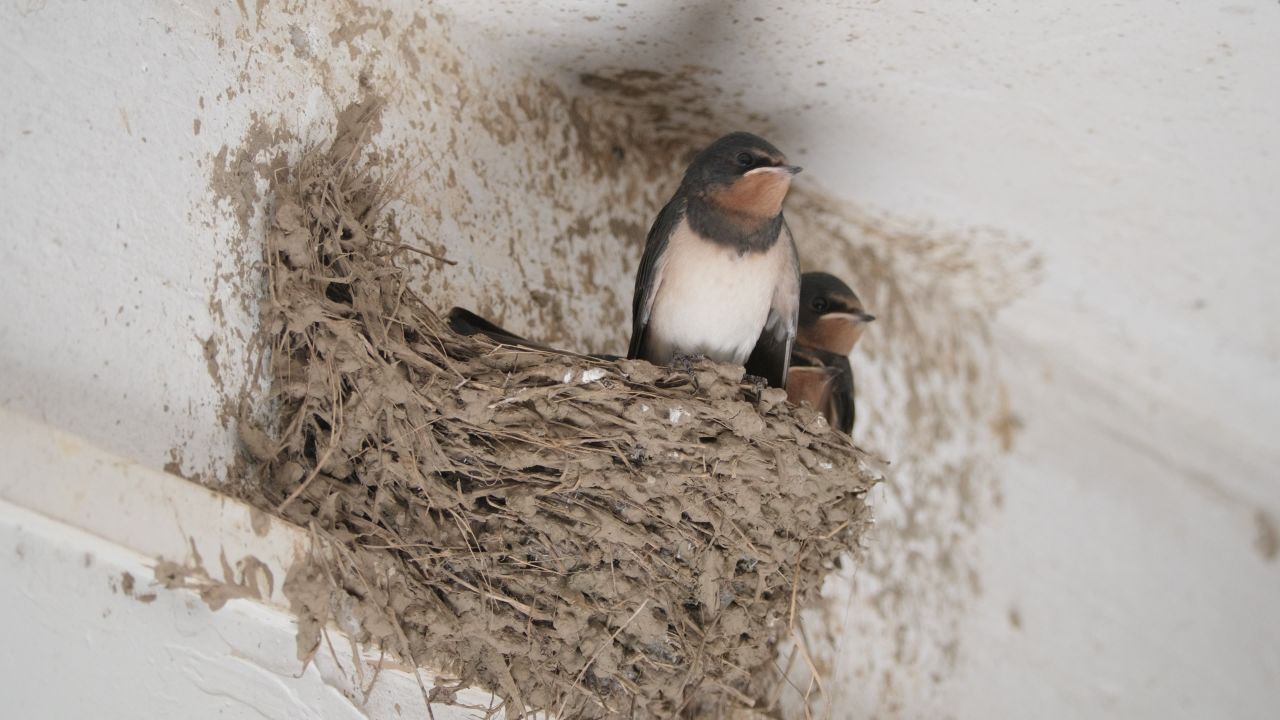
[787,344,855,433]
[786,272,875,433]
[627,132,802,388]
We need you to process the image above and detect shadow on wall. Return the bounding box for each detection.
[194,2,1039,716]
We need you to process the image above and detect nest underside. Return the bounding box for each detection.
[241,133,878,718]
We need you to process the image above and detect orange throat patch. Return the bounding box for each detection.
[798,314,865,356]
[711,170,792,219]
[787,366,837,412]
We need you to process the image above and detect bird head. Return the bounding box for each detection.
[684,132,802,219]
[797,272,875,355]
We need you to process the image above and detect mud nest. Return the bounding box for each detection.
[241,131,879,718]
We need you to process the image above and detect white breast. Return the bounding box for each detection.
[646,219,787,365]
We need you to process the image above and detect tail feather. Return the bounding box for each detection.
[446,307,622,361]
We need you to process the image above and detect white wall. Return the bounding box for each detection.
[0,408,490,719]
[1,1,1277,718]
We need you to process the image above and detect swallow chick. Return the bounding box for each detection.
[786,272,875,434]
[627,132,802,389]
[787,345,855,433]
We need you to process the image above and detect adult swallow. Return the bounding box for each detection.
[786,272,875,433]
[627,132,802,389]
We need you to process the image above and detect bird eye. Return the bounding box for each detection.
[811,297,829,313]
[735,152,754,167]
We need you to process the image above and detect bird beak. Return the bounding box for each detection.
[859,312,876,323]
[823,312,862,327]
[746,164,803,179]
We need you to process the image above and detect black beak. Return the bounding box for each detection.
[783,165,803,175]
[859,312,876,323]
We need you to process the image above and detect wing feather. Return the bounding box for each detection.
[744,220,800,388]
[627,196,686,360]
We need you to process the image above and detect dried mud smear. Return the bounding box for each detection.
[243,110,880,718]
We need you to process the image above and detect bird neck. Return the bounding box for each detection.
[686,194,784,253]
